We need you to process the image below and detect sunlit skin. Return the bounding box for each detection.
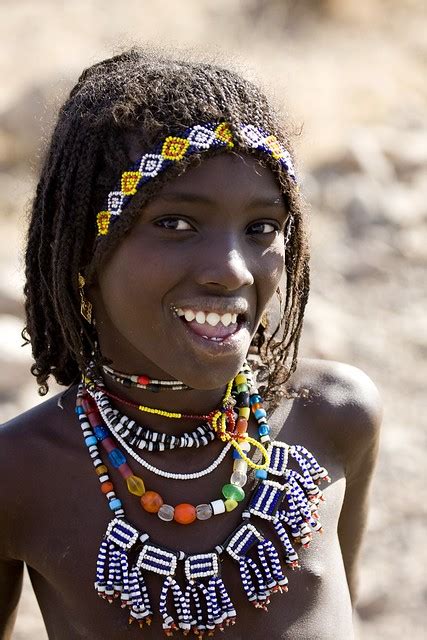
[0,154,382,640]
[91,155,288,417]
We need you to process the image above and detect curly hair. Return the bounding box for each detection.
[22,47,310,405]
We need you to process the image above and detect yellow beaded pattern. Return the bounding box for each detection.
[137,405,183,419]
[96,121,296,238]
[97,211,111,235]
[210,410,269,471]
[215,122,234,147]
[121,171,141,195]
[161,136,190,161]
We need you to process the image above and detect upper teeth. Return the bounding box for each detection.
[176,308,238,327]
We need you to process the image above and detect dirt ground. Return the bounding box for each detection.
[0,1,426,638]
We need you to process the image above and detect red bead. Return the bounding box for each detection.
[174,503,196,525]
[140,491,163,513]
[236,417,248,435]
[101,481,113,494]
[137,375,150,385]
[118,462,133,479]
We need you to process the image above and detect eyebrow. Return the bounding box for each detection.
[155,192,286,208]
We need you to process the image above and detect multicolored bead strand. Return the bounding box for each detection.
[76,362,330,635]
[102,363,190,392]
[79,365,271,524]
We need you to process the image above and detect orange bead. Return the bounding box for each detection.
[140,491,163,513]
[101,481,113,494]
[251,403,262,412]
[174,503,196,525]
[95,465,108,476]
[236,417,248,435]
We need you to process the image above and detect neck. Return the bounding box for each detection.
[101,374,230,436]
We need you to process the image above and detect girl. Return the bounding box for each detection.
[0,49,382,639]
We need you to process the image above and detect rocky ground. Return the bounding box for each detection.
[0,1,426,638]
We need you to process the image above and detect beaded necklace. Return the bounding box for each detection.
[102,364,190,392]
[77,365,330,635]
[83,370,235,451]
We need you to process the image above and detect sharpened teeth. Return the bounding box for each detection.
[221,313,232,327]
[206,312,220,327]
[175,307,241,327]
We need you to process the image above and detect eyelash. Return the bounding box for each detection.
[154,216,281,235]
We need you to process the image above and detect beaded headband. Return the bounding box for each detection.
[96,121,297,237]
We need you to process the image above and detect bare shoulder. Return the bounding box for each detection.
[285,358,383,471]
[0,389,78,557]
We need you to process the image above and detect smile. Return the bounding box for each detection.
[173,305,248,343]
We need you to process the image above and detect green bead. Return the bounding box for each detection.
[225,498,238,512]
[222,483,245,502]
[236,383,248,393]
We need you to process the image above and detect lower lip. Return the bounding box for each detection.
[175,315,251,354]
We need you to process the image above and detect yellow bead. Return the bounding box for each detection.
[238,407,250,419]
[95,465,108,476]
[126,475,146,496]
[235,373,246,385]
[225,499,238,512]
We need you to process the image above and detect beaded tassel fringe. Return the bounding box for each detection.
[92,439,329,635]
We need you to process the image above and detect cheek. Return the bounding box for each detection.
[256,244,285,303]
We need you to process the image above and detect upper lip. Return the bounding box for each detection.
[171,298,249,317]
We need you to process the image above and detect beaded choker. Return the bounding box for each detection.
[96,121,297,238]
[76,364,330,635]
[102,364,190,392]
[83,368,235,452]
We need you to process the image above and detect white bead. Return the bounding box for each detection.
[210,499,226,515]
[233,459,248,473]
[230,471,247,487]
[158,505,174,521]
[196,504,213,520]
[239,441,251,452]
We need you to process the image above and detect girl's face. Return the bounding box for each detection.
[91,154,288,389]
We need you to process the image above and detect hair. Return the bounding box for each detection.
[22,47,310,406]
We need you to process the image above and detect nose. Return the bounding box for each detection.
[195,242,254,291]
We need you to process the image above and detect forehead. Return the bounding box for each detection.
[154,154,284,206]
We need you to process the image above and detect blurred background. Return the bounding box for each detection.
[0,0,425,638]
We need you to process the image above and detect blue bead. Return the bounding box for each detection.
[75,406,84,415]
[254,408,267,420]
[109,498,122,511]
[232,449,243,459]
[108,448,126,468]
[94,425,109,441]
[249,394,262,406]
[258,424,270,436]
[255,469,268,479]
[84,435,97,447]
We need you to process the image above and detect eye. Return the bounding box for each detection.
[247,221,280,235]
[154,217,194,231]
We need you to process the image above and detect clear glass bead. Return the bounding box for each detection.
[230,471,247,488]
[158,504,174,521]
[233,459,248,474]
[196,503,213,520]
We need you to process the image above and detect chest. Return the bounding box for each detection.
[20,428,348,639]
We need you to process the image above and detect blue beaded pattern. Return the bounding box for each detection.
[225,523,264,562]
[184,553,219,581]
[105,517,139,550]
[266,441,289,477]
[248,480,286,521]
[136,544,178,576]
